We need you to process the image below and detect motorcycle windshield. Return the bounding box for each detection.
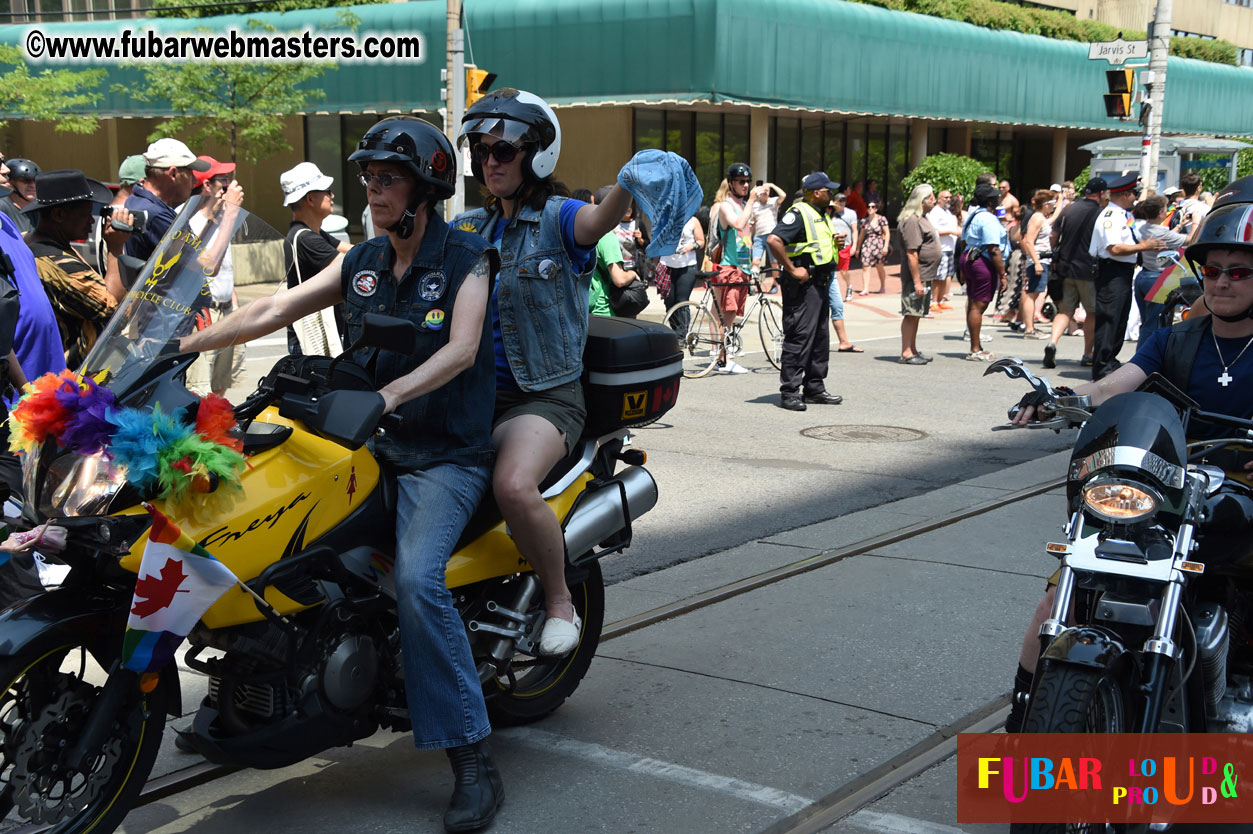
[78,196,290,396]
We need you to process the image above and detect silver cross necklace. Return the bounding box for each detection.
[1212,328,1253,387]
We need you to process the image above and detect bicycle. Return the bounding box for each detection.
[662,267,784,378]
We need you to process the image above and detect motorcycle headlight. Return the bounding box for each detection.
[40,452,128,518]
[1082,479,1160,523]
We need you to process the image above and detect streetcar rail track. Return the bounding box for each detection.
[6,474,1063,832]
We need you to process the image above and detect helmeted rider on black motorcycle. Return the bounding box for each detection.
[1006,175,1253,732]
[180,118,506,833]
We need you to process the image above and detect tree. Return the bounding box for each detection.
[122,18,350,165]
[0,45,104,134]
[900,153,986,200]
[150,0,389,18]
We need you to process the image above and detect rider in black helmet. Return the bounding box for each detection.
[1005,180,1253,732]
[0,158,39,235]
[183,117,507,832]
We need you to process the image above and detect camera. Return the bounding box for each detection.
[100,206,147,236]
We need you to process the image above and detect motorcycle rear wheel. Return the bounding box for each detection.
[0,642,166,834]
[486,561,604,725]
[1011,664,1142,834]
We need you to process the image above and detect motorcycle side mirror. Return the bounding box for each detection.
[356,313,419,354]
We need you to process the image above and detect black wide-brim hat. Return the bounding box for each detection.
[21,169,113,214]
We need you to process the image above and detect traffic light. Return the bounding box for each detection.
[1104,69,1135,119]
[465,65,497,109]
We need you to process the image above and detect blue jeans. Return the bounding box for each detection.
[395,462,492,750]
[827,273,845,322]
[1134,269,1166,342]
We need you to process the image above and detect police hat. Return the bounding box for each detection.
[1106,172,1140,194]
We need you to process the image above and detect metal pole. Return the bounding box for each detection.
[1142,0,1172,192]
[445,0,466,220]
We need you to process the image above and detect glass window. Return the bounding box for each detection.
[341,115,383,233]
[799,119,822,182]
[866,125,886,214]
[634,110,663,152]
[772,117,799,200]
[665,111,693,160]
[694,112,723,201]
[927,127,946,155]
[848,123,867,188]
[887,124,908,215]
[823,122,844,187]
[724,113,749,178]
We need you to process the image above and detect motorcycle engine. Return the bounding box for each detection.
[315,633,379,711]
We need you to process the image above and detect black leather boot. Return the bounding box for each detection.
[444,739,503,833]
[1004,664,1034,733]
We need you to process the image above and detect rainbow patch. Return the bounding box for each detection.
[424,309,445,330]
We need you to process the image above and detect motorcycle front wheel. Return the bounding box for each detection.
[1011,663,1142,834]
[486,561,604,725]
[0,642,166,834]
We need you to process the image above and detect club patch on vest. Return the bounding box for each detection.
[353,269,379,297]
[423,309,445,330]
[420,270,447,301]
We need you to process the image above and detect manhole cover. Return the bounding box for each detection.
[801,425,927,443]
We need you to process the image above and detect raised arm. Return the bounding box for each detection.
[573,185,632,247]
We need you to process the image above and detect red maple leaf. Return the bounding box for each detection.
[131,557,189,619]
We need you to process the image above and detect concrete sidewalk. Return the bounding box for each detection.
[121,449,1070,834]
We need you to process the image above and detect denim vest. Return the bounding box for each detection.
[453,196,592,391]
[340,213,495,470]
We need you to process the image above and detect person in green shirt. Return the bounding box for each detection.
[589,184,640,317]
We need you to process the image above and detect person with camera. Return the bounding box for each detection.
[767,172,845,411]
[24,170,132,369]
[124,138,211,263]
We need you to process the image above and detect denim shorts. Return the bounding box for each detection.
[1026,261,1050,294]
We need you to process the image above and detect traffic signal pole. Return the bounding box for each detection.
[446,0,466,219]
[1141,0,1172,192]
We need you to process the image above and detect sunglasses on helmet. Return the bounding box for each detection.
[471,141,526,166]
[1198,264,1253,282]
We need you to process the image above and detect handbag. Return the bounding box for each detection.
[608,277,650,318]
[290,229,344,356]
[652,261,672,299]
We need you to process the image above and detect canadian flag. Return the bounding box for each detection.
[121,505,240,674]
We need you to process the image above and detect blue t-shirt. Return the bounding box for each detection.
[962,208,1009,258]
[1130,322,1253,438]
[0,214,65,388]
[123,184,178,263]
[490,199,594,391]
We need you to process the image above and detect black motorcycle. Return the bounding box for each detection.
[990,358,1253,833]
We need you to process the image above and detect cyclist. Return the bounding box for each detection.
[1004,179,1253,733]
[766,172,845,411]
[453,89,636,658]
[710,162,763,374]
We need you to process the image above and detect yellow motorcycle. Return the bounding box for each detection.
[0,198,681,833]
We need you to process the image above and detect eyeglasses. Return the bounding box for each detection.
[729,178,750,185]
[1198,264,1253,282]
[359,172,409,189]
[471,141,524,165]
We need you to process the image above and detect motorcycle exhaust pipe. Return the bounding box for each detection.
[562,465,657,563]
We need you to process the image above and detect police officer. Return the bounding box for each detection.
[1087,172,1165,379]
[767,172,844,411]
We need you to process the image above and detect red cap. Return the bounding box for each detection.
[193,155,236,187]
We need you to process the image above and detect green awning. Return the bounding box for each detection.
[2,0,1250,136]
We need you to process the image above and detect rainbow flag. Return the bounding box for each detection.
[1146,250,1196,305]
[122,505,239,674]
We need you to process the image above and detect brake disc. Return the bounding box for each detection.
[10,687,123,825]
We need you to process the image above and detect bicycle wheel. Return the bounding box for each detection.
[757,296,785,370]
[663,301,722,378]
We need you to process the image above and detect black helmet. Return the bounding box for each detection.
[1210,175,1253,212]
[458,88,561,182]
[8,159,39,180]
[349,117,457,201]
[725,163,752,181]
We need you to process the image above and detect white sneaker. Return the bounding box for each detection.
[715,360,749,374]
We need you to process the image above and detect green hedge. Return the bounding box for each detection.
[850,0,1238,66]
[899,153,988,199]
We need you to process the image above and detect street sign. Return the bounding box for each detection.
[1088,38,1149,65]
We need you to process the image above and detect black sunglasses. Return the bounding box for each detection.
[471,141,525,165]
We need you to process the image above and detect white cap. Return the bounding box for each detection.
[144,138,209,171]
[1049,183,1063,192]
[1163,186,1182,197]
[281,162,334,206]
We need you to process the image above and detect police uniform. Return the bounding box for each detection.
[770,193,838,403]
[1087,172,1140,380]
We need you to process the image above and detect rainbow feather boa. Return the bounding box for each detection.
[9,371,246,503]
